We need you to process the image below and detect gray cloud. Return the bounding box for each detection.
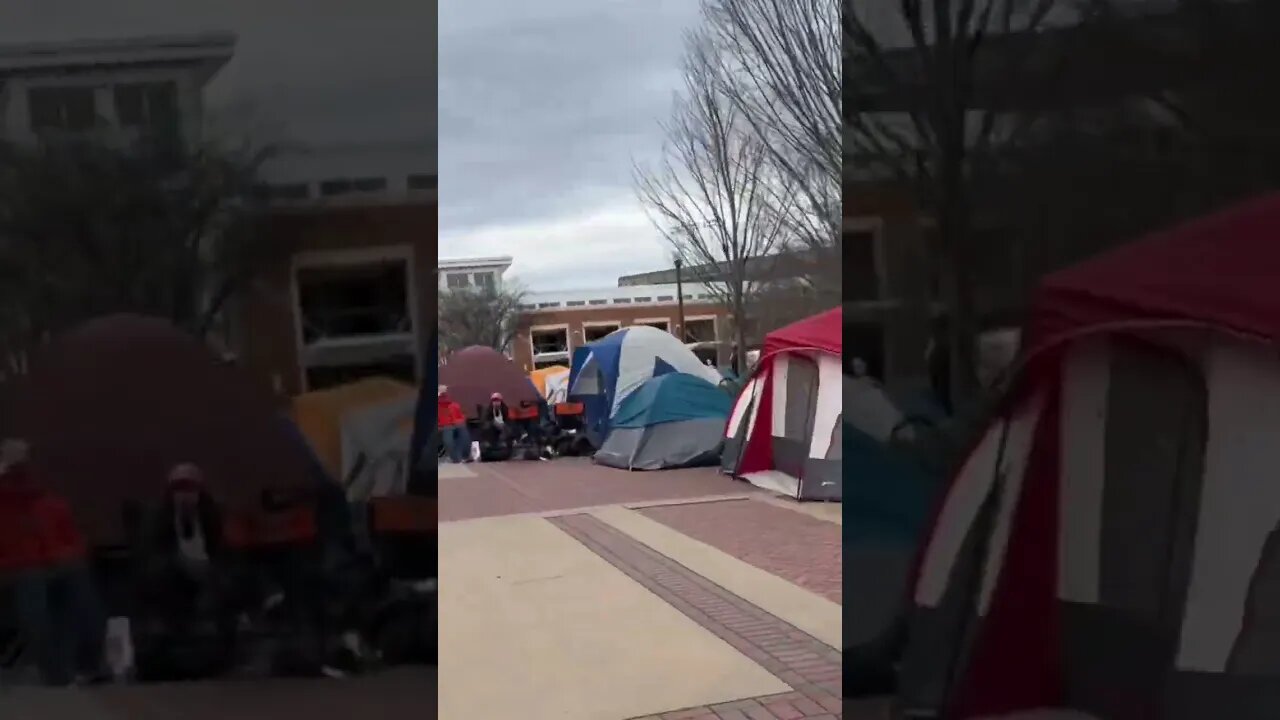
[438,0,700,288]
[0,0,700,291]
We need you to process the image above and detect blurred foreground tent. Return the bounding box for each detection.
[10,314,312,547]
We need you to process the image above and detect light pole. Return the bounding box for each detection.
[673,256,685,342]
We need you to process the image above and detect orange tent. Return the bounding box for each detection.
[528,365,569,398]
[291,377,417,482]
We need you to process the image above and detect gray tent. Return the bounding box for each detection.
[593,372,731,471]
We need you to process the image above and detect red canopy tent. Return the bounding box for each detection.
[761,307,843,358]
[722,308,843,501]
[1030,191,1280,346]
[903,192,1280,719]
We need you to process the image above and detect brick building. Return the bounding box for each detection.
[232,199,436,397]
[510,284,730,373]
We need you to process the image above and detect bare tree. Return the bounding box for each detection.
[702,0,842,301]
[635,30,792,375]
[0,133,271,379]
[846,0,1060,409]
[437,283,526,355]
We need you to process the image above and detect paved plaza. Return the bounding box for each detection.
[438,458,846,720]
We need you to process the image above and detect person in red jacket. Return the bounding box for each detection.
[0,438,106,685]
[437,386,471,463]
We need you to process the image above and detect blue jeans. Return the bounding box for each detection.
[11,562,107,685]
[441,425,471,463]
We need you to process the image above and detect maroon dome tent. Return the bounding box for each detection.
[438,346,540,420]
[10,314,313,547]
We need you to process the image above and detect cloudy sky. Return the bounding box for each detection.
[0,0,435,159]
[438,0,703,290]
[0,0,700,291]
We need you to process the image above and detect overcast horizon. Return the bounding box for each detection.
[438,0,702,291]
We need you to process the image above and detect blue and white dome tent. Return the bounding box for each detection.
[567,325,722,447]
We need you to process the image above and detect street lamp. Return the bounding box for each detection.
[673,255,685,342]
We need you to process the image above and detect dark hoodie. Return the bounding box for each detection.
[152,483,224,564]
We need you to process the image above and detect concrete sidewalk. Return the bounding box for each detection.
[439,459,844,719]
[438,515,787,720]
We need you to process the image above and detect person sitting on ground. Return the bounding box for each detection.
[141,463,236,656]
[436,386,471,464]
[478,393,513,461]
[0,438,107,686]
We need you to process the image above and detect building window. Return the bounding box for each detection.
[537,302,560,309]
[656,295,674,301]
[683,318,717,344]
[844,227,882,302]
[584,323,620,343]
[633,297,652,303]
[407,173,437,190]
[530,328,569,355]
[637,320,670,333]
[612,298,632,304]
[28,86,96,131]
[697,294,712,300]
[473,272,495,290]
[352,177,387,192]
[307,356,415,392]
[845,321,886,380]
[320,177,387,196]
[253,182,310,201]
[297,260,411,343]
[446,273,470,289]
[566,300,586,307]
[114,81,178,129]
[588,299,607,306]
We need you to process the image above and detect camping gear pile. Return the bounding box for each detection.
[884,193,1280,718]
[0,314,434,684]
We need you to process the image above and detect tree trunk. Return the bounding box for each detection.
[733,294,748,376]
[938,196,979,413]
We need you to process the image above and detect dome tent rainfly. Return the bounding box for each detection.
[899,193,1280,720]
[568,325,721,446]
[593,372,731,470]
[439,345,540,419]
[10,314,312,547]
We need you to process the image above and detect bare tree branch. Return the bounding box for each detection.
[700,0,841,300]
[0,132,271,376]
[437,283,527,355]
[635,29,792,374]
[846,0,1062,409]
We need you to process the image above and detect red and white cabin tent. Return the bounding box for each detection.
[898,193,1280,720]
[721,308,842,501]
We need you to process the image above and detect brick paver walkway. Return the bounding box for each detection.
[639,499,843,604]
[549,513,843,719]
[440,458,746,521]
